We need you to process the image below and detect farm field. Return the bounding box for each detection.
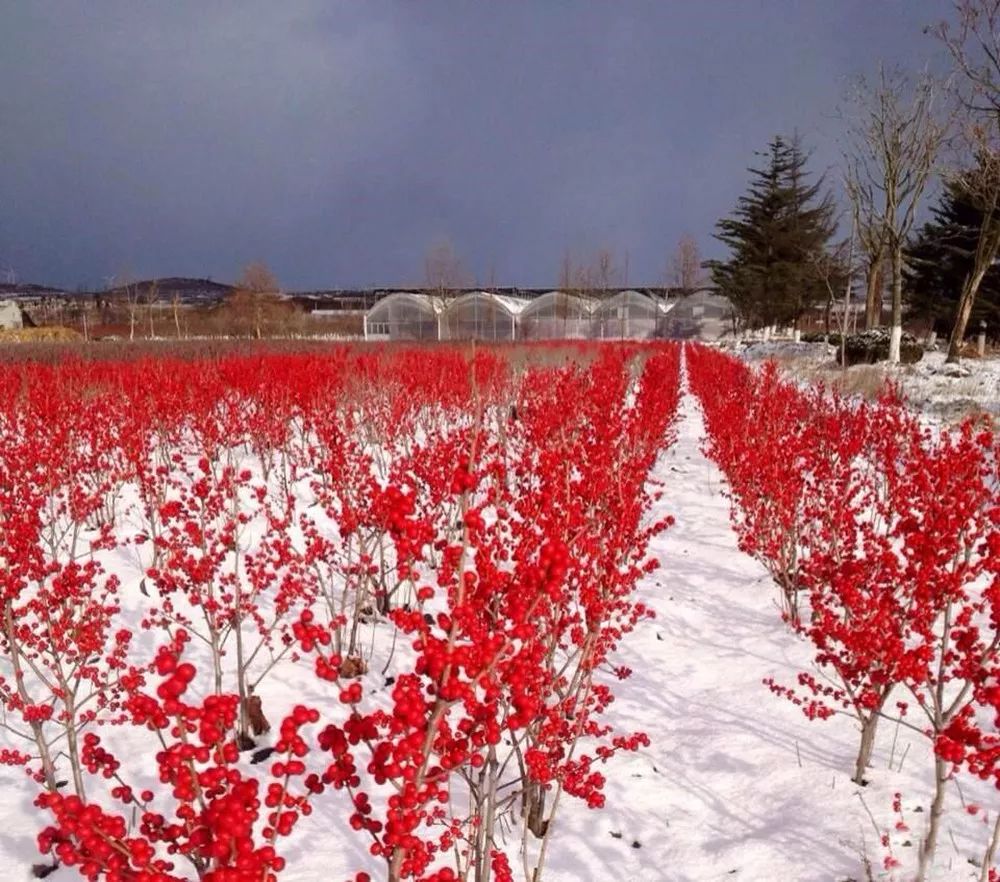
[0,341,996,882]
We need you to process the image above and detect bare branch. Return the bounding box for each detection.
[840,65,953,356]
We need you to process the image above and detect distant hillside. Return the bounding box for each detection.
[0,277,236,307]
[101,277,234,306]
[0,281,71,298]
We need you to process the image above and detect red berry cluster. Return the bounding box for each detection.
[688,342,1000,870]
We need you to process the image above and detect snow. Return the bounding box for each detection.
[497,372,996,882]
[1,354,996,881]
[535,362,996,882]
[536,384,955,881]
[535,389,870,881]
[735,339,1000,421]
[735,339,836,368]
[898,351,1000,419]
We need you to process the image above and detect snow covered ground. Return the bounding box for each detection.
[0,359,995,881]
[899,351,1000,419]
[533,382,995,882]
[735,340,1000,422]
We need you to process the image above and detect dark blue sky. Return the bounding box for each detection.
[0,1,951,290]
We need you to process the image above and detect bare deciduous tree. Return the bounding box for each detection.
[109,271,141,341]
[143,279,159,339]
[423,238,472,299]
[934,1,1000,117]
[172,287,184,339]
[934,1,1000,361]
[943,142,1000,361]
[228,262,284,339]
[557,251,574,294]
[593,247,620,295]
[809,239,852,338]
[669,234,703,294]
[843,166,889,328]
[842,66,951,362]
[557,247,623,301]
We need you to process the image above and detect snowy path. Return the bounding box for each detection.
[540,384,899,882]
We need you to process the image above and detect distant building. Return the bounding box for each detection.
[365,292,444,341]
[439,292,524,341]
[362,289,684,341]
[518,292,591,340]
[592,290,668,340]
[0,300,24,330]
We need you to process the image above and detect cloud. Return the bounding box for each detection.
[0,0,950,288]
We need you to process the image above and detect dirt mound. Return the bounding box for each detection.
[0,326,83,343]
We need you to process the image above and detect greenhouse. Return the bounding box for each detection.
[661,291,735,340]
[364,292,443,341]
[439,292,525,341]
[359,288,733,342]
[591,290,664,340]
[517,291,592,340]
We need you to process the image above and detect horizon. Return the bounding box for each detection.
[0,274,696,295]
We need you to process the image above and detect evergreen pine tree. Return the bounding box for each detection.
[709,136,836,329]
[905,176,1000,337]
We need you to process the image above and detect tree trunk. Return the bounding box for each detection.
[4,602,58,791]
[234,608,250,744]
[852,713,879,785]
[64,714,86,799]
[981,811,1000,882]
[916,754,948,882]
[476,750,501,882]
[28,719,58,792]
[524,779,548,838]
[865,258,883,329]
[947,267,989,363]
[888,247,903,364]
